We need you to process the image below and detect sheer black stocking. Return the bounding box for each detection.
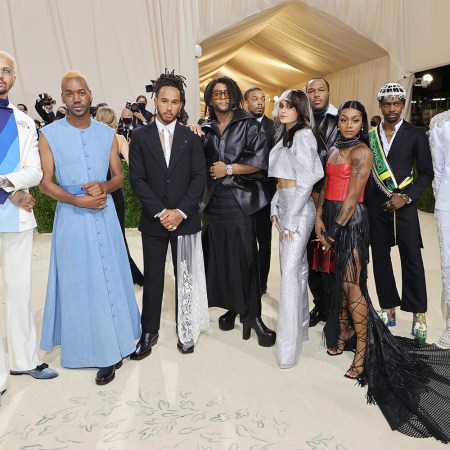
[342,251,368,378]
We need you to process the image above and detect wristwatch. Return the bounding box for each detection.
[401,194,412,204]
[0,176,8,188]
[226,164,233,176]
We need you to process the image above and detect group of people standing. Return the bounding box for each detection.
[2,46,450,442]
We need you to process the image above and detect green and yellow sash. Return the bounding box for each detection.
[369,127,413,197]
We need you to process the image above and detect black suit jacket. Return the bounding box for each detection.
[129,121,206,237]
[365,120,433,208]
[261,115,277,199]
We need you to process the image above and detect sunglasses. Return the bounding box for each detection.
[0,67,14,76]
[211,90,230,100]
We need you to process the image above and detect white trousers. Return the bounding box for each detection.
[436,210,450,319]
[0,229,40,391]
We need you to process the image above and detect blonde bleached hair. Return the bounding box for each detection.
[61,70,90,90]
[95,106,117,129]
[0,50,16,73]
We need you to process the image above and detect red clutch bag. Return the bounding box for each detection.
[312,242,336,273]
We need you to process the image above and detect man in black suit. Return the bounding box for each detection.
[305,78,339,326]
[129,71,206,357]
[366,82,433,339]
[244,87,275,296]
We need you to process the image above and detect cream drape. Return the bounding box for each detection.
[1,0,449,123]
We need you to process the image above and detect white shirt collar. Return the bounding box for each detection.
[381,118,403,133]
[155,117,177,134]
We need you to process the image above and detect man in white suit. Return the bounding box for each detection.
[0,50,57,399]
[430,110,450,348]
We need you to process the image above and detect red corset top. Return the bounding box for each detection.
[325,163,364,202]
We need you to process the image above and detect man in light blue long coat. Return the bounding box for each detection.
[39,70,140,385]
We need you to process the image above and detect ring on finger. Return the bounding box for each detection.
[322,246,326,250]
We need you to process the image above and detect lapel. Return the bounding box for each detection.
[146,122,167,173]
[167,122,188,174]
[386,120,408,162]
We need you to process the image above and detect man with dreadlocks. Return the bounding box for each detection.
[129,70,208,357]
[200,76,276,347]
[365,82,433,341]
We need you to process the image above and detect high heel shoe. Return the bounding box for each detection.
[326,329,356,356]
[218,311,238,331]
[344,364,364,380]
[241,317,276,347]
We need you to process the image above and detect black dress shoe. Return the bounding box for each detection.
[95,360,123,385]
[218,310,238,331]
[130,333,159,360]
[241,317,276,347]
[0,389,6,396]
[309,307,326,327]
[177,339,194,354]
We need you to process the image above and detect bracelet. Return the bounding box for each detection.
[401,194,411,204]
[322,233,335,246]
[323,221,344,245]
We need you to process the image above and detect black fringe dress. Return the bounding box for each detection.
[322,168,450,443]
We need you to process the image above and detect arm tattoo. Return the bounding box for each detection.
[316,188,325,217]
[17,193,26,204]
[350,147,367,178]
[336,205,354,225]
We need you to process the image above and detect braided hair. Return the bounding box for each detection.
[203,76,243,119]
[150,69,189,124]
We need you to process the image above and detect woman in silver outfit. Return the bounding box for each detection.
[269,90,323,368]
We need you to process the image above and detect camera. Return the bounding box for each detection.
[125,100,140,114]
[38,93,56,106]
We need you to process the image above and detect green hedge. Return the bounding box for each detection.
[31,163,435,233]
[31,162,141,233]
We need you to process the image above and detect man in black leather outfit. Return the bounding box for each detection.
[305,78,339,327]
[200,76,276,347]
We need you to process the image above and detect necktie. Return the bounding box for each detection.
[162,127,171,165]
[0,98,13,204]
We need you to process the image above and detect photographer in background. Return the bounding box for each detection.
[133,95,153,127]
[35,93,56,125]
[17,103,28,114]
[55,105,68,120]
[117,107,134,143]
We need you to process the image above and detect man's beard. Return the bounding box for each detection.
[213,103,233,114]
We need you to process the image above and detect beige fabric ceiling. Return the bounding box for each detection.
[1,0,450,122]
[199,2,387,99]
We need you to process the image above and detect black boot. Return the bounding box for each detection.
[130,333,159,360]
[95,360,123,385]
[309,306,326,327]
[241,317,276,347]
[218,311,238,331]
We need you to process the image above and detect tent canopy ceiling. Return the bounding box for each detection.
[199,2,388,98]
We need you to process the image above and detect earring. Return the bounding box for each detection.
[361,127,364,131]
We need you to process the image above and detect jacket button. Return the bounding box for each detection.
[167,180,171,184]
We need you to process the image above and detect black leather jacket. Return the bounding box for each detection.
[201,108,271,216]
[313,104,339,193]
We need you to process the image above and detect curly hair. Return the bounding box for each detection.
[274,89,315,148]
[151,69,189,124]
[203,76,243,119]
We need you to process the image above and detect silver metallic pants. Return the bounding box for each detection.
[276,188,315,368]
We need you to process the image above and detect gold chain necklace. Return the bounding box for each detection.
[383,127,396,137]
